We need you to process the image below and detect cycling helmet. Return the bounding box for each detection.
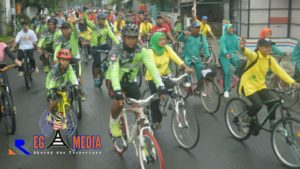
[97,13,107,20]
[122,23,139,37]
[47,18,57,25]
[57,49,72,59]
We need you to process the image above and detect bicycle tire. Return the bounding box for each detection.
[83,47,88,65]
[112,115,128,155]
[138,131,165,169]
[271,117,300,168]
[23,58,32,90]
[200,79,221,114]
[225,98,251,140]
[136,68,143,88]
[72,88,82,120]
[171,102,200,149]
[2,91,16,135]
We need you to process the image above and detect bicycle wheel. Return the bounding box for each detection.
[139,131,165,169]
[72,88,82,120]
[272,117,300,168]
[225,98,251,140]
[200,79,221,114]
[171,99,200,149]
[83,47,88,65]
[112,115,128,155]
[2,91,16,135]
[23,59,32,90]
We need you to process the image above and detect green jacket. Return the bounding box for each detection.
[53,23,80,60]
[46,64,78,91]
[106,44,163,91]
[37,29,62,50]
[292,39,300,63]
[84,13,119,46]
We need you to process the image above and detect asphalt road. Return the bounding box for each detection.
[0,51,299,169]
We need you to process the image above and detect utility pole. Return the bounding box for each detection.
[0,0,7,35]
[10,0,16,35]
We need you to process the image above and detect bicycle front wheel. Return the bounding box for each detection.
[139,131,165,169]
[272,117,300,168]
[2,91,16,135]
[225,98,251,140]
[171,101,200,149]
[200,79,221,114]
[23,59,32,90]
[72,89,82,120]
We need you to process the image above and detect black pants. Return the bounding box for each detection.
[18,49,36,72]
[246,88,279,120]
[91,44,110,70]
[106,80,141,100]
[148,78,174,123]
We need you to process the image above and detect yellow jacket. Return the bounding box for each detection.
[239,48,295,96]
[145,45,184,80]
[79,27,92,41]
[139,22,153,36]
[113,20,125,37]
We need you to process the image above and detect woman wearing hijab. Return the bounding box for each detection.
[145,32,193,129]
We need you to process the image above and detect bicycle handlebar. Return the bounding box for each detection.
[126,94,159,107]
[167,73,189,85]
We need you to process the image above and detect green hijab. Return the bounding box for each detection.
[150,32,166,56]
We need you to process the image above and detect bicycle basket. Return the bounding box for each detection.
[202,63,217,79]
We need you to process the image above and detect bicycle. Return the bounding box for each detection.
[143,73,200,149]
[224,87,300,168]
[179,56,221,114]
[19,49,33,90]
[111,95,165,169]
[0,64,17,135]
[95,49,109,88]
[70,61,83,119]
[266,57,298,108]
[45,84,79,151]
[80,40,90,65]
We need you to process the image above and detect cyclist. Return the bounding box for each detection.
[200,16,216,39]
[11,20,39,76]
[77,17,92,59]
[105,23,166,138]
[177,22,211,87]
[146,32,194,129]
[84,12,120,87]
[35,15,48,39]
[53,21,84,100]
[259,28,288,58]
[238,38,300,130]
[173,16,183,36]
[37,18,62,73]
[113,15,126,41]
[152,16,176,44]
[218,23,240,98]
[46,49,78,115]
[139,15,153,44]
[291,39,300,82]
[0,42,22,66]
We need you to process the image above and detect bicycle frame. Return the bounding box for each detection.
[121,106,153,157]
[56,90,71,119]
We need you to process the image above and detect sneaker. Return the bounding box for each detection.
[18,71,24,77]
[94,79,100,87]
[224,91,230,98]
[44,65,49,73]
[88,54,93,59]
[201,92,207,97]
[110,120,122,137]
[183,82,191,87]
[81,95,86,102]
[240,114,251,133]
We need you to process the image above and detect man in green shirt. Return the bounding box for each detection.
[106,23,166,137]
[84,12,120,87]
[37,18,62,73]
